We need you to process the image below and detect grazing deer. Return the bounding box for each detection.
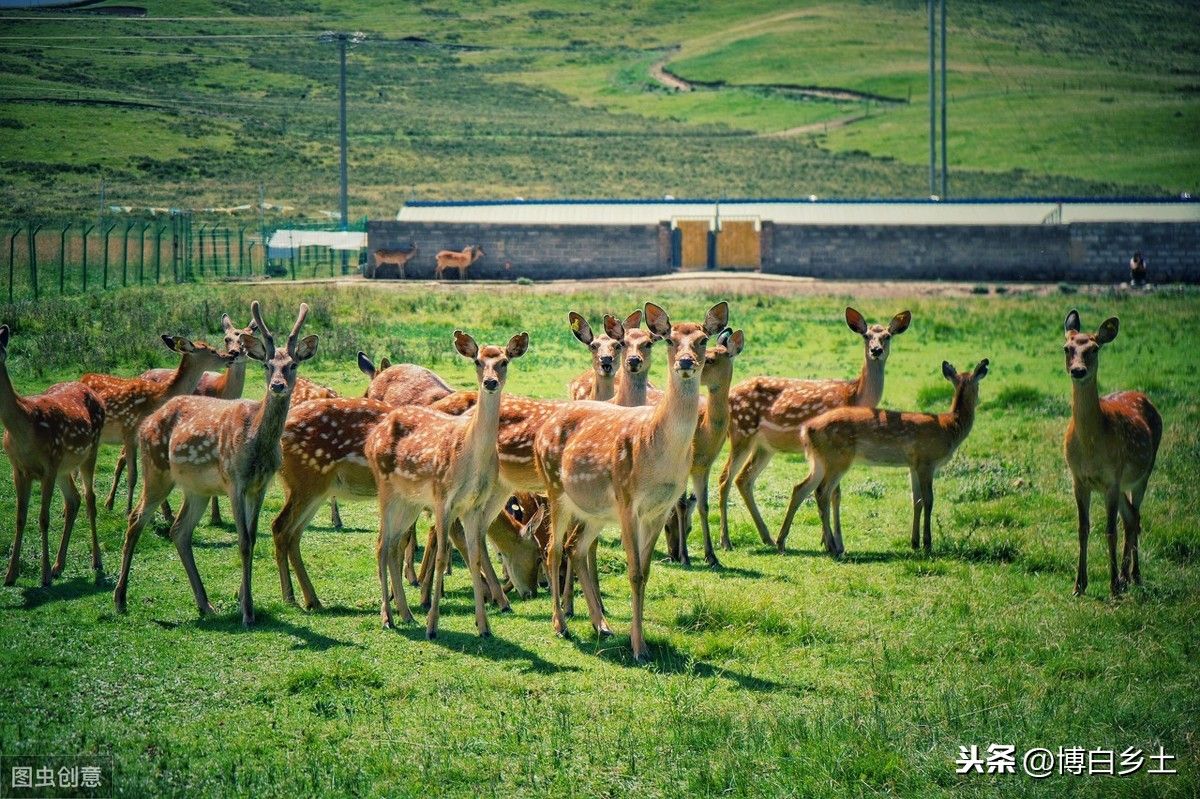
[365,330,528,638]
[359,353,454,407]
[0,326,106,586]
[535,301,728,661]
[371,246,419,279]
[566,313,621,401]
[114,302,317,625]
[434,245,485,280]
[1063,310,1161,596]
[82,335,231,516]
[718,308,911,551]
[778,359,989,556]
[665,327,745,566]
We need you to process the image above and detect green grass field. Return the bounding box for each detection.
[0,281,1197,797]
[1,0,1196,220]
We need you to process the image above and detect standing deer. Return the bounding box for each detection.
[665,327,745,567]
[434,245,485,280]
[82,335,231,516]
[113,301,317,625]
[0,325,106,586]
[535,301,728,662]
[365,330,528,637]
[566,313,621,401]
[1063,310,1161,596]
[371,246,419,279]
[718,308,911,552]
[777,359,989,556]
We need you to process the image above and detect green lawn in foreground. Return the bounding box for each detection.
[0,282,1197,797]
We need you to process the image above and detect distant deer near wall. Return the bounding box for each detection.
[434,245,485,280]
[371,246,419,279]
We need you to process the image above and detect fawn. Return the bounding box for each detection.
[1063,310,1161,596]
[778,359,989,556]
[0,325,106,586]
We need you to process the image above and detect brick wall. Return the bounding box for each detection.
[367,221,672,280]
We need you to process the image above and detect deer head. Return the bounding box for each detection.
[942,358,990,407]
[645,301,729,383]
[454,330,528,394]
[220,313,258,365]
[603,309,656,377]
[159,334,232,369]
[568,312,620,380]
[494,498,546,599]
[241,301,318,395]
[1063,309,1119,382]
[702,327,745,391]
[846,307,911,362]
[0,324,10,365]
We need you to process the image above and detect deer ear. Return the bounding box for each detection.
[1064,309,1081,333]
[729,329,746,356]
[973,358,990,381]
[240,333,267,362]
[624,309,642,330]
[0,325,9,349]
[293,334,319,362]
[357,351,376,378]
[166,335,195,354]
[1096,317,1119,345]
[506,332,529,359]
[602,314,625,341]
[889,310,912,335]
[453,330,479,359]
[380,356,391,370]
[568,312,593,345]
[521,504,546,539]
[221,314,234,334]
[845,307,868,334]
[942,361,957,381]
[703,301,729,335]
[644,303,672,337]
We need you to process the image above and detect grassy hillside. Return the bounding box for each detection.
[0,282,1197,796]
[0,0,1193,221]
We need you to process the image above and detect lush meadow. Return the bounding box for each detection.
[0,281,1197,797]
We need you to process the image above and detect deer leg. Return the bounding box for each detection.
[172,493,216,617]
[1072,478,1091,596]
[1130,481,1149,585]
[233,488,267,626]
[736,447,776,546]
[919,470,934,554]
[159,498,175,528]
[209,497,223,526]
[675,495,691,566]
[389,513,418,625]
[461,515,493,637]
[80,451,102,577]
[403,534,417,586]
[778,457,824,552]
[1104,488,1123,596]
[546,493,570,640]
[427,503,451,640]
[815,479,839,557]
[123,437,139,517]
[696,472,720,568]
[1118,493,1137,586]
[4,469,31,586]
[572,525,611,637]
[104,446,125,511]
[329,498,343,530]
[113,465,173,612]
[36,475,55,586]
[51,473,82,579]
[832,485,844,549]
[909,470,922,550]
[271,488,325,607]
[418,523,437,610]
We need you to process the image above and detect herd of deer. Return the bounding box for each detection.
[0,300,1161,661]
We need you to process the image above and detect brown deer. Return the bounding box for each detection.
[359,352,454,407]
[365,330,528,637]
[566,312,621,401]
[434,245,485,280]
[664,327,745,567]
[113,301,318,626]
[1063,310,1162,596]
[0,325,106,586]
[718,307,911,552]
[778,359,989,557]
[371,246,419,279]
[535,301,728,662]
[82,335,231,516]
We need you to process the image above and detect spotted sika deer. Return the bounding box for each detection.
[113,302,317,625]
[82,335,231,516]
[360,353,454,406]
[1062,310,1161,596]
[718,308,911,551]
[365,331,528,638]
[779,359,989,556]
[566,312,621,401]
[535,301,728,661]
[0,326,106,586]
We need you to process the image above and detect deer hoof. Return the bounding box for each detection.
[426,629,437,640]
[705,555,722,569]
[1073,582,1087,597]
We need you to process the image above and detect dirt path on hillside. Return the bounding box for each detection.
[759,113,867,138]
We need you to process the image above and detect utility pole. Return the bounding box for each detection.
[940,0,948,199]
[928,0,937,198]
[319,31,365,274]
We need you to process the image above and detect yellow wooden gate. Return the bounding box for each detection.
[717,220,760,270]
[676,220,710,271]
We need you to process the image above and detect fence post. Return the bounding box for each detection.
[7,227,21,305]
[121,220,133,286]
[237,226,246,276]
[211,227,219,277]
[197,223,207,278]
[101,222,116,290]
[223,228,231,277]
[137,222,148,286]
[28,224,42,301]
[58,223,70,295]
[81,223,94,292]
[154,224,165,284]
[248,241,258,275]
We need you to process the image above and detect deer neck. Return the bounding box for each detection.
[591,371,616,402]
[701,372,732,439]
[165,352,214,399]
[246,389,293,464]
[465,384,502,462]
[218,361,247,400]
[647,365,702,454]
[616,368,650,407]
[853,355,886,407]
[0,362,33,440]
[1069,374,1104,439]
[945,384,978,442]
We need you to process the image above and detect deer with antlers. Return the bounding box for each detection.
[718,308,911,552]
[777,359,989,556]
[370,246,419,279]
[82,335,231,517]
[535,301,728,661]
[0,326,106,586]
[113,301,317,625]
[365,330,528,637]
[1062,310,1161,596]
[434,245,485,280]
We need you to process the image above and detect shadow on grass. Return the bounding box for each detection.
[20,574,108,610]
[776,546,918,564]
[391,623,579,676]
[661,559,764,579]
[148,609,355,651]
